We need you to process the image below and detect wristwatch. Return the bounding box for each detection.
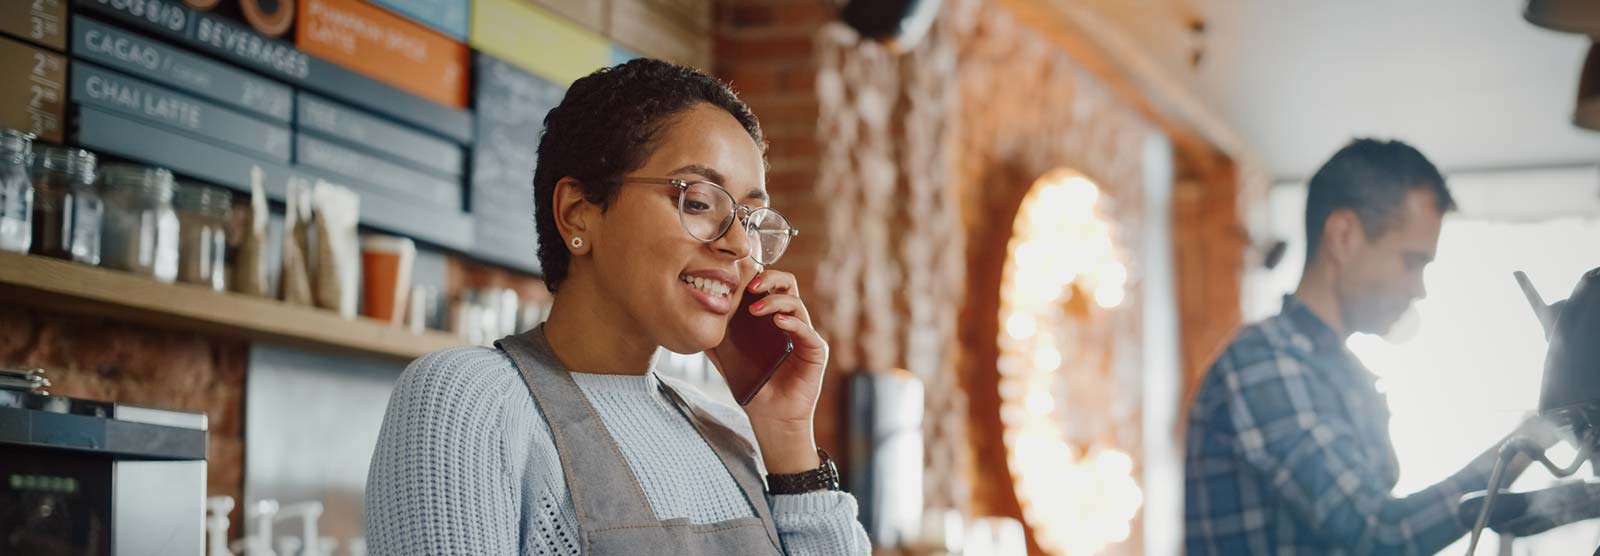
[766,448,841,495]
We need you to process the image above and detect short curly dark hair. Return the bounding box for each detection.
[532,58,765,292]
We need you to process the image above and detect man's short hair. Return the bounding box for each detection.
[1304,138,1455,261]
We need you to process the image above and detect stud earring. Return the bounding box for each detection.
[571,237,584,249]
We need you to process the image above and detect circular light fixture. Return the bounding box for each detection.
[996,170,1139,555]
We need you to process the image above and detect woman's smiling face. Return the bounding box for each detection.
[578,102,768,355]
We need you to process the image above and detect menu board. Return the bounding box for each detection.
[76,104,294,198]
[72,16,294,123]
[296,92,463,177]
[294,133,460,210]
[73,0,473,142]
[295,164,474,250]
[0,0,66,51]
[0,34,65,142]
[371,0,470,42]
[296,0,470,109]
[76,105,475,250]
[73,61,292,162]
[469,54,564,272]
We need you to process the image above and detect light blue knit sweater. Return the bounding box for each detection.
[365,346,872,555]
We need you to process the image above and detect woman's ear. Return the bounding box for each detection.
[552,177,599,254]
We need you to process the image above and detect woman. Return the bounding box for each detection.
[366,59,872,556]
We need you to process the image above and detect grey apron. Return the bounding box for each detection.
[495,325,786,556]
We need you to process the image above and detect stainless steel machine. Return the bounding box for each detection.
[0,387,208,556]
[1460,267,1600,555]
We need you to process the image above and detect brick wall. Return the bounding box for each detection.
[0,305,249,531]
[713,0,844,456]
[1173,163,1252,418]
[951,5,1157,554]
[716,0,1253,553]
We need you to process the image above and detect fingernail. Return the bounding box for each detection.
[751,301,765,311]
[749,277,762,291]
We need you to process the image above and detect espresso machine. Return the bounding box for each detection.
[1460,267,1600,555]
[1527,267,1600,448]
[0,384,209,556]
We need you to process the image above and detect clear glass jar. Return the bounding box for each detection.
[29,146,102,265]
[174,182,231,291]
[0,129,35,254]
[100,164,178,282]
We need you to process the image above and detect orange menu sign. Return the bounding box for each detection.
[296,0,469,109]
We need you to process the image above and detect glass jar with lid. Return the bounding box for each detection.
[174,182,231,291]
[100,164,178,282]
[29,146,102,265]
[0,129,35,254]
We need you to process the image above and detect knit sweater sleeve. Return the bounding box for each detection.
[665,377,874,556]
[365,346,583,556]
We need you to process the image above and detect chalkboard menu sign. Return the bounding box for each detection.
[75,106,474,250]
[73,61,293,162]
[73,0,474,143]
[0,35,66,142]
[296,92,463,177]
[295,133,460,209]
[72,16,294,123]
[294,164,475,250]
[76,104,294,198]
[470,54,564,273]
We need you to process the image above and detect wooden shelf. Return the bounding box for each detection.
[0,251,461,361]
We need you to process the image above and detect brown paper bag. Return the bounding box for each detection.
[279,178,314,305]
[312,181,361,319]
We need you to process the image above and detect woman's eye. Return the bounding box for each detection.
[684,200,712,213]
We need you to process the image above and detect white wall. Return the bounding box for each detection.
[1249,164,1600,317]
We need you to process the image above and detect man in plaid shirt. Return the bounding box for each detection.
[1183,139,1555,555]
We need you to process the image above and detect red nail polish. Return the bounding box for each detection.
[751,301,764,311]
[749,277,762,291]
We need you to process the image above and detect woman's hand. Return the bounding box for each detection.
[707,269,829,475]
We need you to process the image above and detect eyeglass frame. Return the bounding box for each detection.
[617,176,800,264]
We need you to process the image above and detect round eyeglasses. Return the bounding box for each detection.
[620,177,798,266]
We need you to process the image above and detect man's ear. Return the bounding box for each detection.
[552,177,598,254]
[1322,208,1366,266]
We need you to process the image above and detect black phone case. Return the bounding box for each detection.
[721,291,795,405]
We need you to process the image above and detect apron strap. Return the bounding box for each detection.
[496,324,785,554]
[657,381,785,553]
[495,327,660,530]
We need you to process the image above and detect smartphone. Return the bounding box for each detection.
[715,290,794,406]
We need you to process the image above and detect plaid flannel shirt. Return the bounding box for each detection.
[1184,295,1498,555]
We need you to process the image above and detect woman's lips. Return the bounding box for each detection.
[680,273,735,315]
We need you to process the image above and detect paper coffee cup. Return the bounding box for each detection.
[360,235,415,325]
